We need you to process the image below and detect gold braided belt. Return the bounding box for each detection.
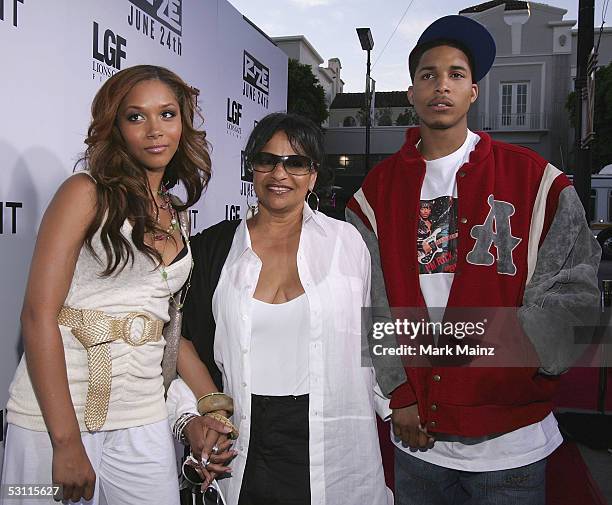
[57,306,164,432]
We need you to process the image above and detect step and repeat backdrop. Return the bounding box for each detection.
[0,0,287,459]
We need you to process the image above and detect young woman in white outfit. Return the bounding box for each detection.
[0,65,218,505]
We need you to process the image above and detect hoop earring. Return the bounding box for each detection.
[307,190,319,212]
[246,192,258,219]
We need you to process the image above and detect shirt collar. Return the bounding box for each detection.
[401,126,491,166]
[302,201,328,236]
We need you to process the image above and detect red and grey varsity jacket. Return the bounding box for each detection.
[347,127,601,438]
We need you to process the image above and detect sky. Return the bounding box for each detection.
[228,0,608,92]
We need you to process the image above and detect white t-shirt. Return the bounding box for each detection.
[393,129,562,471]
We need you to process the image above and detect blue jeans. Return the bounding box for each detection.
[394,447,546,505]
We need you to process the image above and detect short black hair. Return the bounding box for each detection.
[409,39,476,83]
[244,112,332,190]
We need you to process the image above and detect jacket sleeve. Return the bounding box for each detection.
[346,207,408,400]
[518,186,601,375]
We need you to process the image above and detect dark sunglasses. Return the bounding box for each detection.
[249,152,317,176]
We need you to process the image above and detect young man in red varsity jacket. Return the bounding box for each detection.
[346,15,601,505]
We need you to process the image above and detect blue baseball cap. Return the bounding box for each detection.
[409,15,496,82]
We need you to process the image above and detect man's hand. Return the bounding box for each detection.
[391,404,434,449]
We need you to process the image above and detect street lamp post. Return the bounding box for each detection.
[357,28,374,173]
[574,0,595,220]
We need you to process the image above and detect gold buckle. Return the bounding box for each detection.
[122,312,154,346]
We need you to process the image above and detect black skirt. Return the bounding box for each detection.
[238,394,311,505]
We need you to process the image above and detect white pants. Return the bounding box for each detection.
[1,420,180,505]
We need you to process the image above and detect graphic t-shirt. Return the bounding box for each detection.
[417,131,476,316]
[392,130,562,471]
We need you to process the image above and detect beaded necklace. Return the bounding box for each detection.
[153,182,193,310]
[152,182,179,241]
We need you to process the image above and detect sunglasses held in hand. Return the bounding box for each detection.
[181,455,227,505]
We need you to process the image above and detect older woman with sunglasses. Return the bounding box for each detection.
[167,113,391,505]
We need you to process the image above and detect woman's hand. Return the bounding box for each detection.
[52,436,96,502]
[183,415,237,485]
[183,414,232,462]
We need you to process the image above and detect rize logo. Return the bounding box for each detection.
[240,151,255,198]
[93,22,127,72]
[128,0,182,36]
[240,150,251,182]
[243,51,269,94]
[0,0,24,28]
[242,51,269,108]
[127,0,182,55]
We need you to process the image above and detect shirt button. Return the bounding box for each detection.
[242,348,248,354]
[429,421,437,429]
[433,374,441,382]
[431,404,438,411]
[460,217,468,224]
[242,414,247,420]
[242,382,247,387]
[242,314,248,320]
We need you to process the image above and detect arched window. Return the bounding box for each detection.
[343,116,357,127]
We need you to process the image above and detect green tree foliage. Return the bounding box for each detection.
[287,59,329,126]
[376,106,393,126]
[356,105,369,126]
[565,62,612,172]
[396,107,419,126]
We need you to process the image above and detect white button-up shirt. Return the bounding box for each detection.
[168,204,391,505]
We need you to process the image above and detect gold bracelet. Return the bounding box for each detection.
[205,412,239,440]
[197,392,234,417]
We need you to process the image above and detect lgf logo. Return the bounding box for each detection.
[93,22,127,71]
[243,51,269,95]
[0,0,25,27]
[225,204,241,221]
[227,99,242,126]
[226,98,243,138]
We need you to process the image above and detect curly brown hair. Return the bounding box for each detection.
[78,65,211,276]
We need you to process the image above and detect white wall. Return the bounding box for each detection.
[0,0,287,461]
